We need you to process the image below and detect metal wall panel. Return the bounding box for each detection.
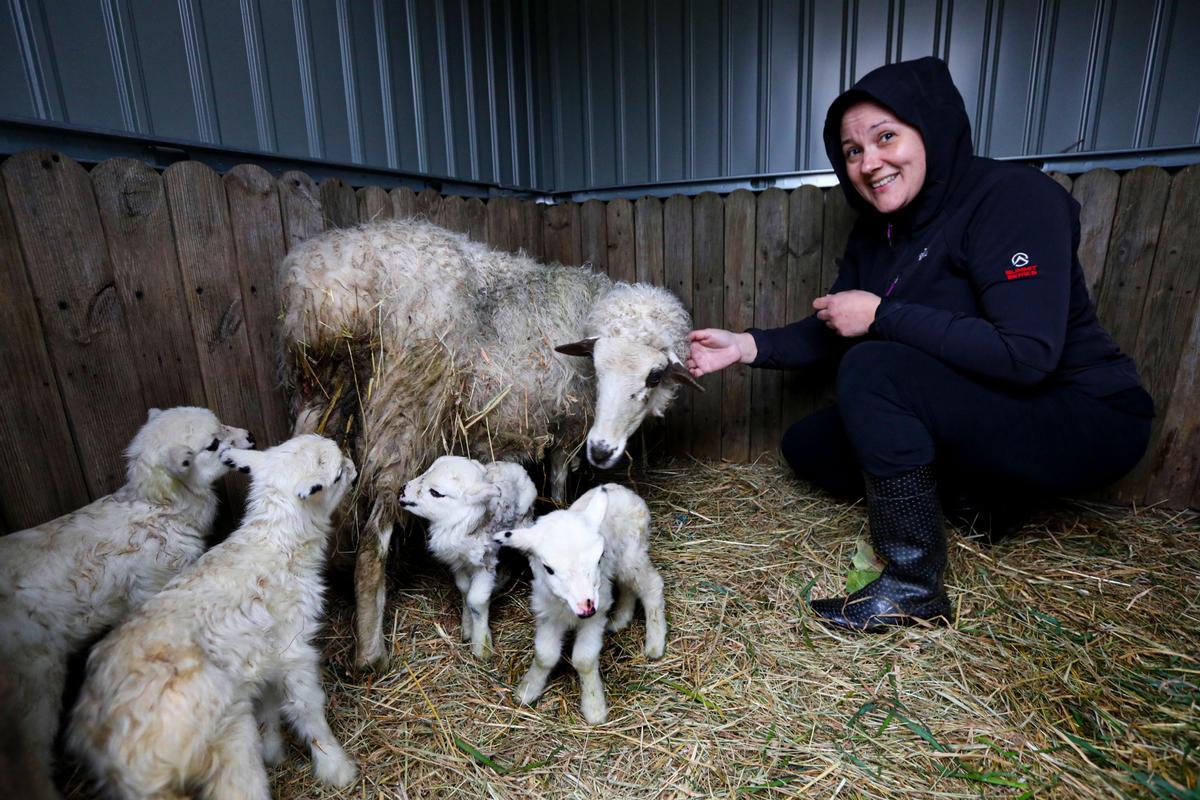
[536,0,1200,192]
[1,0,538,188]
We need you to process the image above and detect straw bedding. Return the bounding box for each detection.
[64,459,1197,799]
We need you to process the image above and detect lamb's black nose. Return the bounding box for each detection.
[246,432,256,448]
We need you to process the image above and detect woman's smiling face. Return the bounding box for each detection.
[839,99,927,215]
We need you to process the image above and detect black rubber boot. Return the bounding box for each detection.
[810,465,952,632]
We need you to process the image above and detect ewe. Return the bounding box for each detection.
[400,455,537,659]
[494,484,665,724]
[0,407,252,800]
[68,435,358,800]
[279,218,699,669]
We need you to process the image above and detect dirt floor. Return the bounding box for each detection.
[65,459,1198,799]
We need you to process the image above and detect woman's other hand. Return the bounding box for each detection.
[813,290,882,338]
[687,329,757,377]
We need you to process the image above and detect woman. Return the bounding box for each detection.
[687,57,1152,633]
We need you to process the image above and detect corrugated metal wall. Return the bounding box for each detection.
[535,0,1200,192]
[2,1,1198,194]
[0,0,539,188]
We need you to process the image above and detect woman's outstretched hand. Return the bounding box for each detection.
[813,290,882,338]
[687,329,757,378]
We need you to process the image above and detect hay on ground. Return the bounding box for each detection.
[66,460,1199,799]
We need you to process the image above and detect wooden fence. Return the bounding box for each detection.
[1,149,1197,532]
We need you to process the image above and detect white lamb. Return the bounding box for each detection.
[399,455,537,659]
[0,406,253,800]
[67,434,359,800]
[279,218,700,669]
[493,484,665,724]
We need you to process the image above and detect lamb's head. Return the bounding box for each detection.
[126,406,255,497]
[399,455,498,528]
[556,336,701,469]
[494,487,609,618]
[223,434,356,521]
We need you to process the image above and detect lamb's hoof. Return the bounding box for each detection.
[516,681,543,707]
[261,727,285,766]
[354,647,390,673]
[470,636,494,661]
[314,750,358,789]
[580,698,608,725]
[643,638,665,660]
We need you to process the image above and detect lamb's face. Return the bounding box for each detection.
[224,434,356,518]
[493,487,609,618]
[399,455,497,525]
[585,337,691,469]
[129,406,255,487]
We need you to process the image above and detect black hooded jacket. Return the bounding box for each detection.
[749,57,1146,403]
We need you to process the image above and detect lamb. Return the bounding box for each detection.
[68,434,359,800]
[0,406,253,800]
[279,217,700,669]
[493,484,666,725]
[399,455,537,659]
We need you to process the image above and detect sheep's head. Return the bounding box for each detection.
[223,434,356,520]
[556,337,702,469]
[494,487,609,618]
[399,455,498,527]
[128,406,256,497]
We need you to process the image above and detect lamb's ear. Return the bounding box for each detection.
[493,525,540,551]
[166,445,195,473]
[221,447,263,476]
[579,486,609,531]
[664,360,705,391]
[554,337,598,357]
[147,408,163,422]
[463,482,500,506]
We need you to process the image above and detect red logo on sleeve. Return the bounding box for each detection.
[1005,252,1038,281]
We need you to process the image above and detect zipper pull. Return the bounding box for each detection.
[885,223,893,247]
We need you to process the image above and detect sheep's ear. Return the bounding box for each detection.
[147,407,163,421]
[166,445,195,473]
[580,487,609,531]
[554,337,598,358]
[221,447,262,476]
[494,525,539,552]
[664,360,705,392]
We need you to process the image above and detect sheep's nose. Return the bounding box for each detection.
[246,432,256,448]
[577,599,596,619]
[587,442,615,467]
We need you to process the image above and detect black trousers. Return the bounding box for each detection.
[781,342,1152,502]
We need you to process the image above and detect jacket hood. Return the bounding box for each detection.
[823,57,973,229]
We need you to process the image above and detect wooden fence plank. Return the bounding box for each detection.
[437,194,468,234]
[0,167,89,530]
[1095,166,1171,358]
[278,171,324,251]
[3,150,146,499]
[224,164,292,446]
[721,190,756,463]
[1071,168,1120,302]
[783,185,827,424]
[635,196,664,286]
[92,158,206,411]
[163,161,267,447]
[690,192,724,460]
[319,177,358,229]
[543,202,581,266]
[392,186,419,219]
[821,187,857,291]
[663,194,693,455]
[607,198,636,283]
[357,185,393,224]
[520,199,544,260]
[1113,165,1200,502]
[487,196,514,252]
[416,187,442,222]
[751,188,787,460]
[1146,276,1200,507]
[464,197,487,242]
[580,199,608,275]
